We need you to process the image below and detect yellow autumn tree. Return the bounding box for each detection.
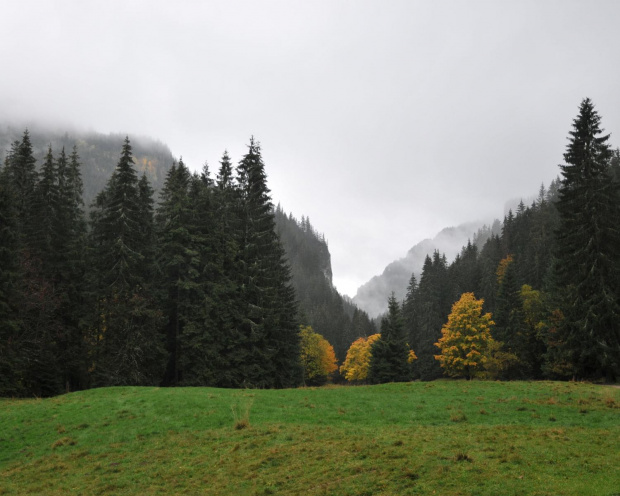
[340,333,381,382]
[299,326,338,385]
[434,292,495,379]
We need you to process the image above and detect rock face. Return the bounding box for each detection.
[353,222,492,318]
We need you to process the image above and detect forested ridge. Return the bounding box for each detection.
[1,98,619,397]
[0,125,173,206]
[392,98,620,383]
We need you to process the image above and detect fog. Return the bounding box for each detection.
[2,0,620,296]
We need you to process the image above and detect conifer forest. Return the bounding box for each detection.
[1,98,619,397]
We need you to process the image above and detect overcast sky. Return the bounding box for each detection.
[2,0,620,296]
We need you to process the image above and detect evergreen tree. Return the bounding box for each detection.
[156,160,214,386]
[233,138,302,388]
[402,272,418,348]
[368,293,410,383]
[493,258,529,378]
[553,98,620,380]
[88,137,164,386]
[411,252,452,380]
[55,146,88,391]
[0,180,23,395]
[32,145,58,265]
[5,131,38,245]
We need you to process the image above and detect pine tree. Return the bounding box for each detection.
[0,180,23,395]
[553,98,620,380]
[5,131,38,245]
[402,273,418,350]
[493,257,529,378]
[88,137,164,386]
[368,293,410,383]
[156,160,210,386]
[32,145,58,265]
[233,138,302,388]
[54,146,88,391]
[412,252,452,380]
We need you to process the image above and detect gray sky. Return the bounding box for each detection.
[2,0,620,296]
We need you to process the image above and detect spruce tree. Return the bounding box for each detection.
[0,181,23,395]
[33,145,58,265]
[156,160,209,386]
[402,273,418,349]
[88,137,164,386]
[233,138,302,388]
[55,146,88,391]
[6,131,38,245]
[553,98,620,379]
[368,293,410,383]
[412,252,452,380]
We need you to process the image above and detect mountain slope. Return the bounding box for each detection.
[0,124,174,206]
[275,207,376,360]
[353,221,501,317]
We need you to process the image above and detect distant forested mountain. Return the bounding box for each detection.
[353,221,501,317]
[0,124,174,206]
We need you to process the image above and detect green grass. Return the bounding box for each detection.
[1,381,618,495]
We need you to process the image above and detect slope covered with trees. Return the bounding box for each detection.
[395,98,619,382]
[0,124,174,207]
[274,209,376,361]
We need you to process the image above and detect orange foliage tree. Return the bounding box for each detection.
[299,326,338,385]
[340,333,381,382]
[496,255,514,285]
[434,292,495,379]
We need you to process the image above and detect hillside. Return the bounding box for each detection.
[0,124,174,206]
[353,221,501,317]
[275,207,376,361]
[1,382,618,495]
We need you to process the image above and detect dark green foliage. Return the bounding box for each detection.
[231,139,302,388]
[3,131,348,395]
[32,145,58,264]
[368,293,410,383]
[449,241,480,298]
[551,98,620,380]
[476,234,503,314]
[5,132,38,246]
[493,260,530,378]
[0,180,23,396]
[410,252,453,380]
[402,273,418,345]
[88,137,165,387]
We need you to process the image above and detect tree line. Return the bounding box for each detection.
[2,97,617,395]
[0,135,307,396]
[340,98,619,384]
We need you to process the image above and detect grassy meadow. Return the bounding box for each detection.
[1,380,619,495]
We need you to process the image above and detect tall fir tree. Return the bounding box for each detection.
[411,252,452,380]
[6,131,38,246]
[368,293,410,383]
[233,138,302,388]
[88,137,164,386]
[32,145,58,266]
[552,98,620,380]
[0,180,23,396]
[55,146,88,391]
